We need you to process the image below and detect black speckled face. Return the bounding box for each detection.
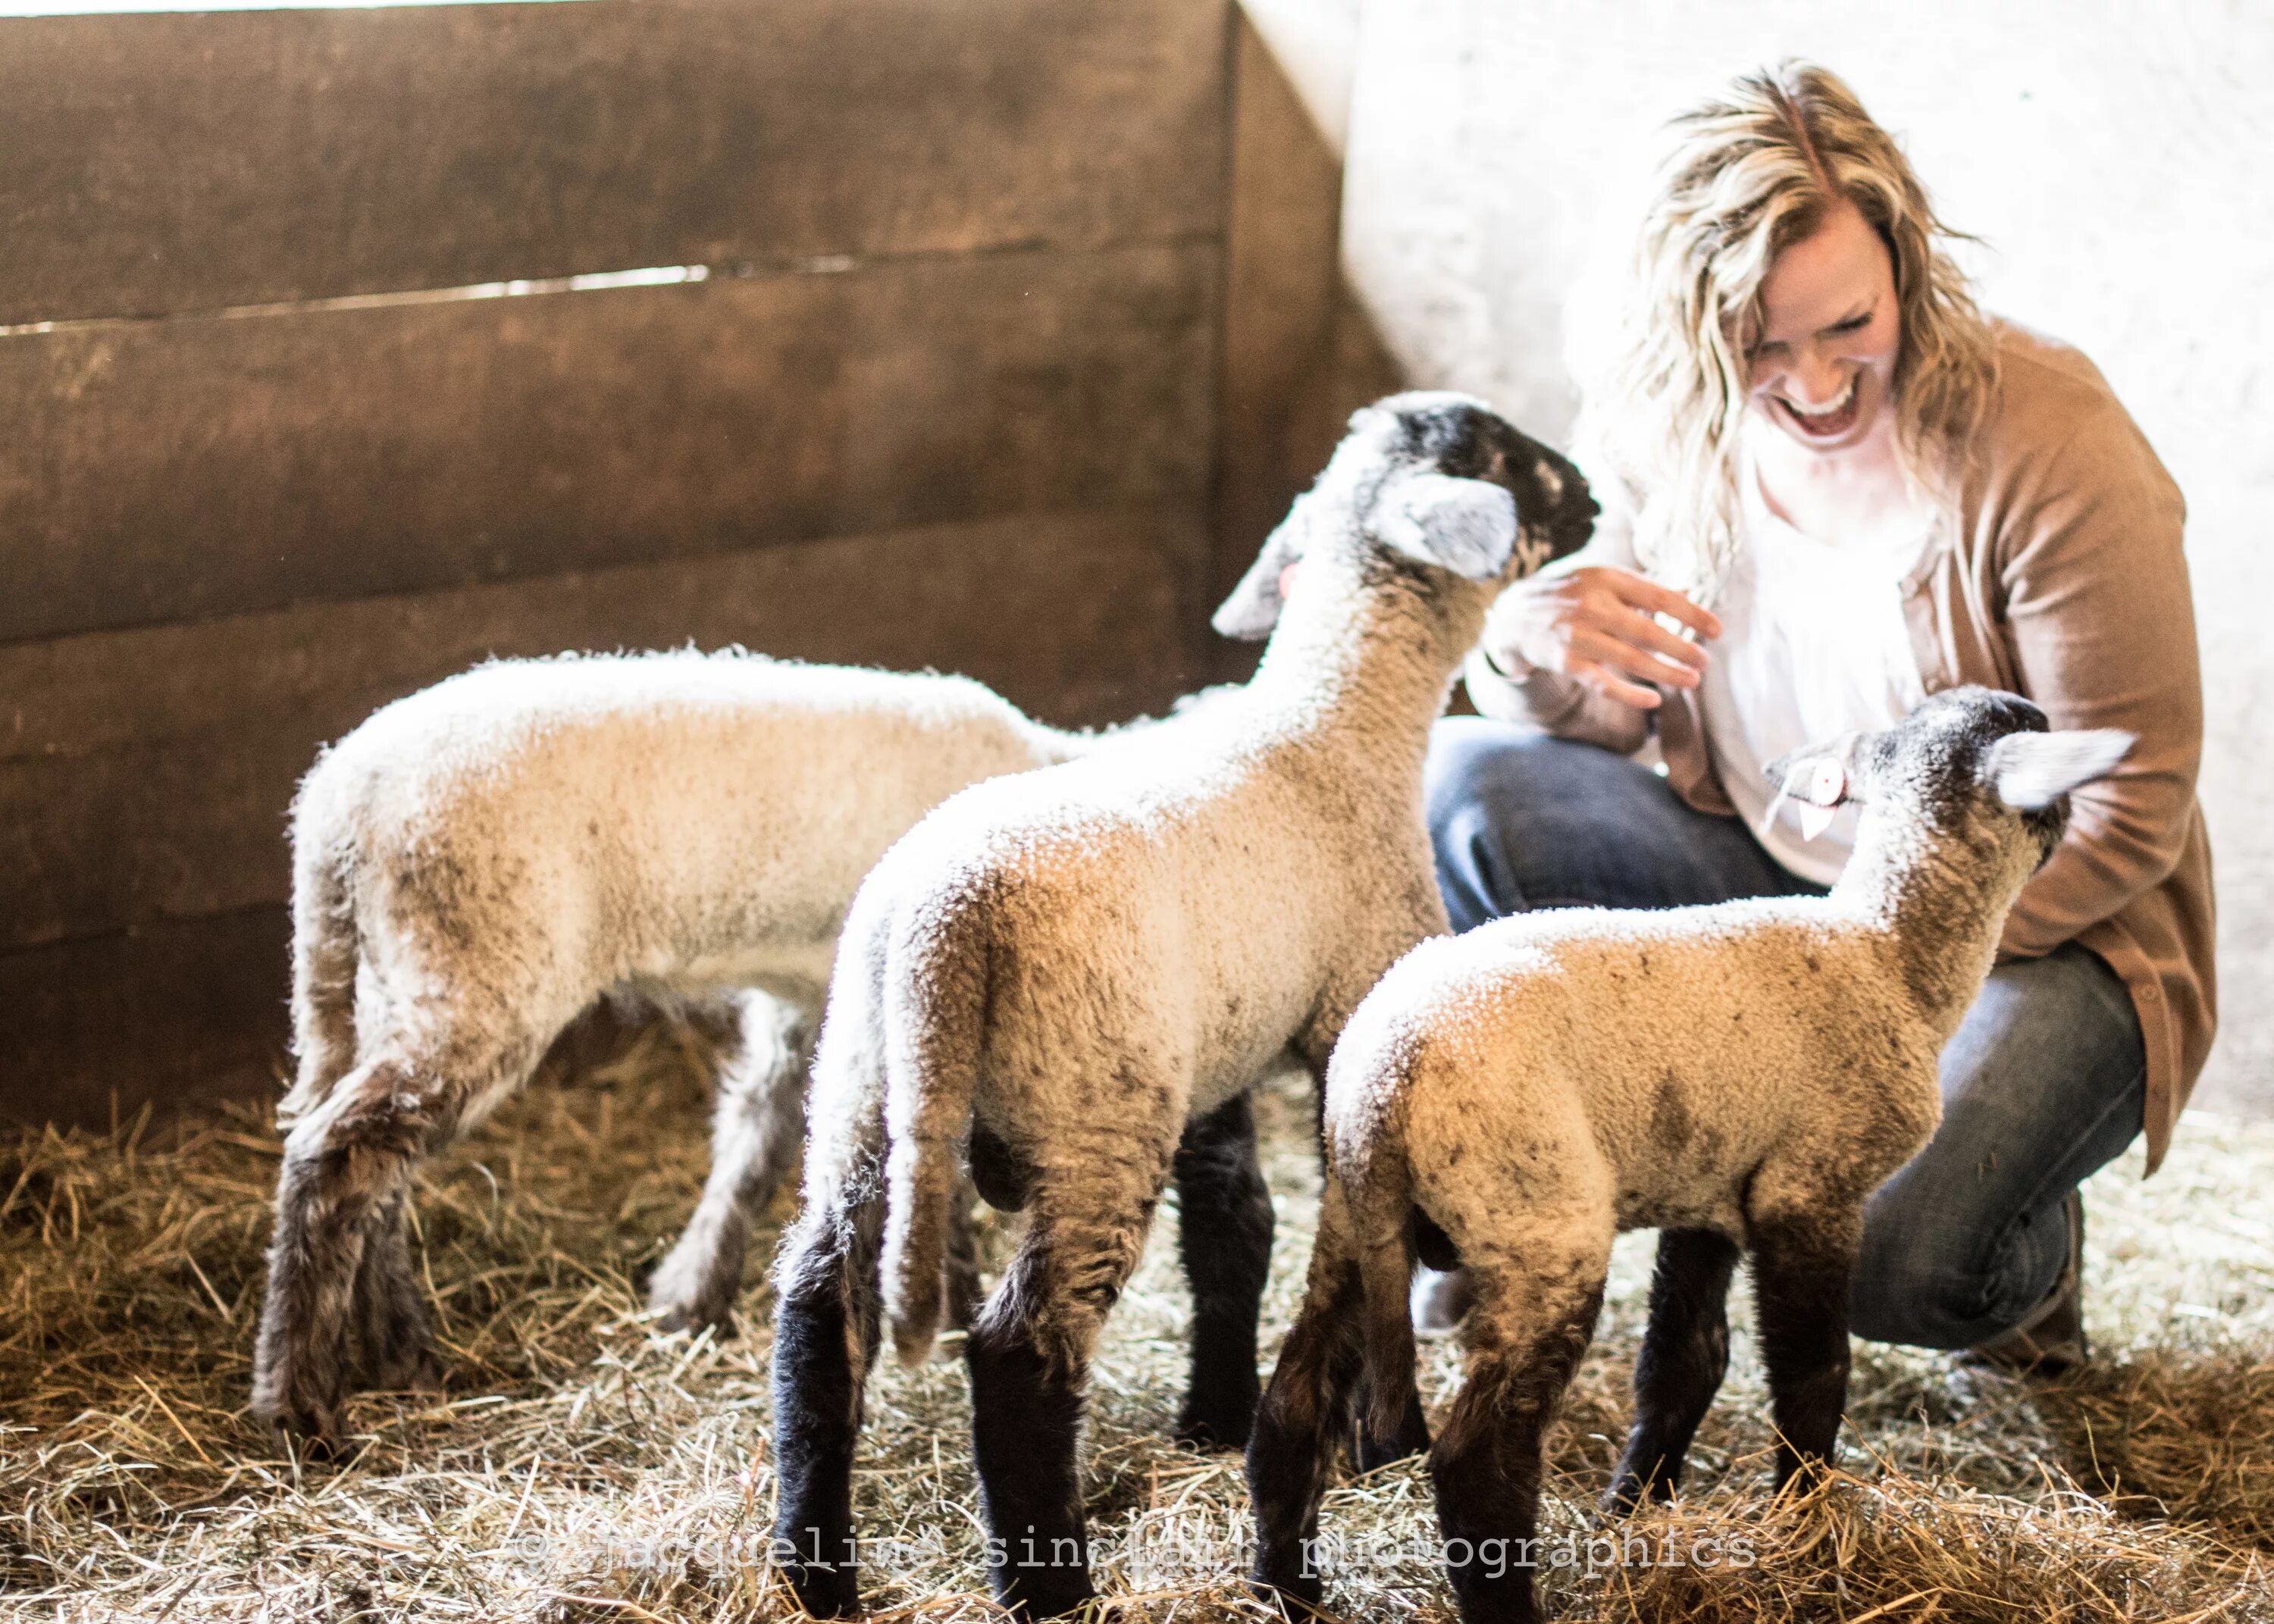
[1380,393,1599,569]
[1855,687,2068,856]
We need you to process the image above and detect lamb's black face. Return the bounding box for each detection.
[1381,393,1599,571]
[1865,684,2046,780]
[1211,390,1597,640]
[1765,687,2072,862]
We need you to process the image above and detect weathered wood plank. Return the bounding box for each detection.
[0,0,1229,325]
[0,241,1218,646]
[0,907,292,1129]
[0,505,1210,954]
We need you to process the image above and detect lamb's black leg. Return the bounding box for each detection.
[1432,1275,1602,1624]
[969,1175,1167,1622]
[1604,1226,1740,1513]
[1749,1213,1858,1492]
[769,1207,877,1618]
[968,1315,1094,1616]
[1246,1253,1365,1616]
[1173,1092,1274,1449]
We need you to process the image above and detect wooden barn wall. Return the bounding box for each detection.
[0,0,1357,1126]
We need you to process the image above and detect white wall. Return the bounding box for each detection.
[1336,0,2273,1112]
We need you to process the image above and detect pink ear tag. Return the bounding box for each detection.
[1796,760,1846,841]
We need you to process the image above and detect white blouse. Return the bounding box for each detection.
[1699,447,1935,886]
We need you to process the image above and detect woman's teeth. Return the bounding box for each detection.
[1778,378,1860,438]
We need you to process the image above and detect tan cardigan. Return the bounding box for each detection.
[1467,323,2214,1171]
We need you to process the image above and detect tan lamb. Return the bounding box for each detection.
[253,650,1086,1439]
[1247,686,2131,1624]
[767,393,1598,1619]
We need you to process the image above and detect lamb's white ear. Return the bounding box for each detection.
[1212,499,1308,640]
[1984,728,2135,811]
[1376,472,1519,580]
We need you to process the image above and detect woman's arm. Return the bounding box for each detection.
[1463,637,1655,753]
[1997,396,2200,956]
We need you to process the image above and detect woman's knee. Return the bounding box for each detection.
[1849,1169,2068,1348]
[1425,724,1626,926]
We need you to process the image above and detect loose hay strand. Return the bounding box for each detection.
[2,1025,2271,1621]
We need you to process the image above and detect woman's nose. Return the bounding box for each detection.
[1787,346,1846,406]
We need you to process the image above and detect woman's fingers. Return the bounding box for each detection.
[1607,600,1709,675]
[1571,621,1702,690]
[1605,571,1722,641]
[1477,565,1716,706]
[1568,655,1665,711]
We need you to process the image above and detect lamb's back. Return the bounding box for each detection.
[302,653,1051,979]
[1367,900,1940,1231]
[866,698,1394,1102]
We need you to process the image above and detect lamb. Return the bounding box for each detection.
[1245,687,2133,1624]
[766,393,1599,1619]
[252,649,1088,1440]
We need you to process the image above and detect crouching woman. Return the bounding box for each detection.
[1431,61,2213,1368]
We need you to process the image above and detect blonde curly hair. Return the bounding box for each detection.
[1577,61,1998,604]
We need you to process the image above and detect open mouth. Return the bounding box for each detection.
[1773,375,1861,441]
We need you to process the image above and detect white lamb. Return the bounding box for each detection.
[252,650,1084,1440]
[1245,686,2131,1624]
[766,393,1599,1619]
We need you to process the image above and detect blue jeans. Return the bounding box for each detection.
[1426,719,2146,1349]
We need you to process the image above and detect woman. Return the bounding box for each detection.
[1430,61,2213,1369]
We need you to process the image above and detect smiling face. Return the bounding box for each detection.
[1745,201,1902,453]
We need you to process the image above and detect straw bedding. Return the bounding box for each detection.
[4,1011,2269,1621]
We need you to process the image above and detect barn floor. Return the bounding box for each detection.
[4,1022,2270,1622]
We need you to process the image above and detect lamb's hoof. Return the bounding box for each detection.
[252,1360,349,1450]
[653,1298,738,1338]
[780,1562,861,1619]
[1355,1393,1430,1471]
[1248,1572,1326,1621]
[259,1394,349,1455]
[646,1249,741,1338]
[1175,1388,1259,1452]
[1597,1474,1665,1525]
[996,1566,1096,1620]
[362,1329,446,1397]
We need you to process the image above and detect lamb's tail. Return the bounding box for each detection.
[878,896,992,1366]
[277,807,360,1127]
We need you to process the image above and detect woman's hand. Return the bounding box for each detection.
[1480,566,1721,710]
